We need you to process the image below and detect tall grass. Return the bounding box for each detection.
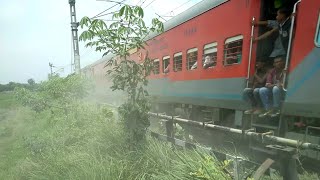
[0,96,230,180]
[1,91,319,179]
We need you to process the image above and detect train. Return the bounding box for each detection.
[83,0,320,160]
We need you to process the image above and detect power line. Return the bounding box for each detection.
[94,10,119,19]
[139,0,148,7]
[144,0,156,8]
[92,0,127,19]
[136,0,142,6]
[155,13,167,22]
[163,0,193,16]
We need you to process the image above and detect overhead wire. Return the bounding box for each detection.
[162,0,193,16]
[144,0,156,8]
[91,0,127,19]
[139,0,148,7]
[82,0,127,64]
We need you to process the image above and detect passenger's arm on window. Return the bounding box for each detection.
[164,67,169,73]
[254,20,268,26]
[254,28,278,42]
[267,20,278,29]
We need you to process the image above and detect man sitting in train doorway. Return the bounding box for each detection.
[259,56,286,118]
[243,59,269,115]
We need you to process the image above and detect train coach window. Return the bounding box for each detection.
[153,59,160,74]
[315,11,320,47]
[187,48,198,70]
[203,42,217,68]
[174,52,183,72]
[224,35,243,65]
[163,56,170,73]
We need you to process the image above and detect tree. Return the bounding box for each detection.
[27,78,35,86]
[79,5,163,146]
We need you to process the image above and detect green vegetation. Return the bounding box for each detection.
[0,78,36,92]
[0,76,231,179]
[80,4,163,146]
[0,92,16,109]
[1,78,319,179]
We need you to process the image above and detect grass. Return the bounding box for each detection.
[0,92,16,109]
[0,92,230,180]
[0,92,319,180]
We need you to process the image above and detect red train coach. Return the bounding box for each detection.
[131,1,320,116]
[85,0,320,151]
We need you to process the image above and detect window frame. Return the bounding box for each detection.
[223,35,244,66]
[173,52,183,72]
[315,10,320,47]
[203,42,218,68]
[186,47,198,70]
[153,59,160,75]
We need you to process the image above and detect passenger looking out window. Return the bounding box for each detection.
[253,8,293,61]
[203,42,217,68]
[258,56,286,118]
[243,59,269,115]
[190,56,215,70]
[203,56,215,69]
[224,35,243,65]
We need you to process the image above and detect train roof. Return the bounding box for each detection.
[83,0,228,69]
[145,0,228,40]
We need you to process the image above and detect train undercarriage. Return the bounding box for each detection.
[150,102,320,173]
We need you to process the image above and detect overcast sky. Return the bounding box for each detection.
[0,0,201,84]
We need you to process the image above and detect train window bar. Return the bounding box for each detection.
[187,48,198,70]
[314,10,320,48]
[153,59,160,75]
[174,52,183,72]
[203,42,218,68]
[162,56,170,73]
[224,35,243,66]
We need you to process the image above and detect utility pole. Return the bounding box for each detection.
[49,62,54,76]
[69,0,81,74]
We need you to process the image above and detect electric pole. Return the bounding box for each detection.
[69,0,81,74]
[49,62,54,76]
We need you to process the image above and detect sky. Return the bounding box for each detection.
[0,0,202,84]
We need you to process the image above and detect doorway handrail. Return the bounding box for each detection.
[283,0,301,91]
[247,16,255,88]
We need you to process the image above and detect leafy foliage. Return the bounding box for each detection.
[79,5,164,145]
[15,75,90,113]
[79,5,163,57]
[0,81,34,92]
[27,78,35,86]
